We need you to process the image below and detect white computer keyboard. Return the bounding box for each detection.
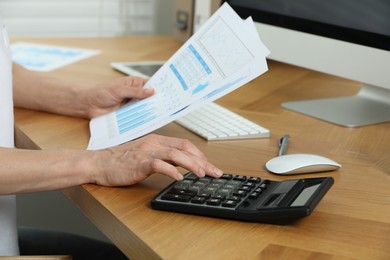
[175,103,270,141]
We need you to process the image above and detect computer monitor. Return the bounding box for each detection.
[224,0,390,127]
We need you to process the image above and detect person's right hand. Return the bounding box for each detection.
[89,134,223,187]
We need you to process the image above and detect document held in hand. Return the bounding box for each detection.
[87,3,270,150]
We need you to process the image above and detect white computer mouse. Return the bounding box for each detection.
[265,153,341,175]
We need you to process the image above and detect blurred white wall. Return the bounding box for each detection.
[0,0,175,37]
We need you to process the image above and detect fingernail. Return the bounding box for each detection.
[199,167,206,177]
[214,168,223,177]
[143,88,154,95]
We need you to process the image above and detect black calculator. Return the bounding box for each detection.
[151,172,334,224]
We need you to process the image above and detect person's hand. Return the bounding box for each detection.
[89,134,223,186]
[82,76,154,119]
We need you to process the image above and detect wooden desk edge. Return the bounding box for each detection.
[15,126,40,150]
[62,186,161,260]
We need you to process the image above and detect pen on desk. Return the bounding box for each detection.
[278,135,289,156]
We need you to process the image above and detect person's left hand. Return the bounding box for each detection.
[82,76,154,119]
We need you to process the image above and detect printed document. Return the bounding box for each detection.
[88,3,270,150]
[11,42,100,72]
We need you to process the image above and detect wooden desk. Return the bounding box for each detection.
[14,37,390,259]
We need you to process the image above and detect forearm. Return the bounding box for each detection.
[12,63,90,118]
[12,63,154,119]
[0,147,94,195]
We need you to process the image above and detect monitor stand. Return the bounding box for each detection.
[282,85,390,127]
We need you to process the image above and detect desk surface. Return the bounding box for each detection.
[14,37,390,259]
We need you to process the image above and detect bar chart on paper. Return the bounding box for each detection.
[107,86,183,139]
[116,101,159,135]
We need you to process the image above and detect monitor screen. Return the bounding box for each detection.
[224,0,390,127]
[226,0,390,51]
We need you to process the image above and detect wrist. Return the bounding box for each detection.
[65,85,91,119]
[73,150,100,185]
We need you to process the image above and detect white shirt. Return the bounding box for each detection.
[0,16,20,256]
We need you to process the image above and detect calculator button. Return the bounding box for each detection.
[226,180,241,187]
[192,182,207,190]
[203,187,218,195]
[212,195,226,201]
[191,196,207,204]
[197,193,211,199]
[197,178,212,185]
[259,183,267,190]
[173,182,190,190]
[212,179,227,185]
[206,198,222,206]
[233,175,247,182]
[169,189,197,196]
[239,185,252,192]
[161,193,191,202]
[220,173,233,180]
[226,196,241,202]
[209,183,224,189]
[182,179,195,185]
[233,190,247,197]
[185,173,199,181]
[248,177,261,183]
[217,188,233,197]
[249,192,260,199]
[242,181,256,188]
[224,184,238,190]
[254,187,263,194]
[222,200,237,208]
[188,186,202,193]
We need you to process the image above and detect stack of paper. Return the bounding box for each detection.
[88,3,270,150]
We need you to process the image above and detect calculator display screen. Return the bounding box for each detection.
[290,183,321,206]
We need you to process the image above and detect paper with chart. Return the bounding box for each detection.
[11,42,100,72]
[88,3,270,150]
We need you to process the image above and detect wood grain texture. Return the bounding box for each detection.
[13,37,390,260]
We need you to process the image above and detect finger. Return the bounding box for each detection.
[150,135,223,178]
[174,150,223,178]
[202,161,224,178]
[152,146,207,178]
[150,159,184,181]
[112,77,153,100]
[155,135,207,160]
[125,87,154,99]
[125,76,148,88]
